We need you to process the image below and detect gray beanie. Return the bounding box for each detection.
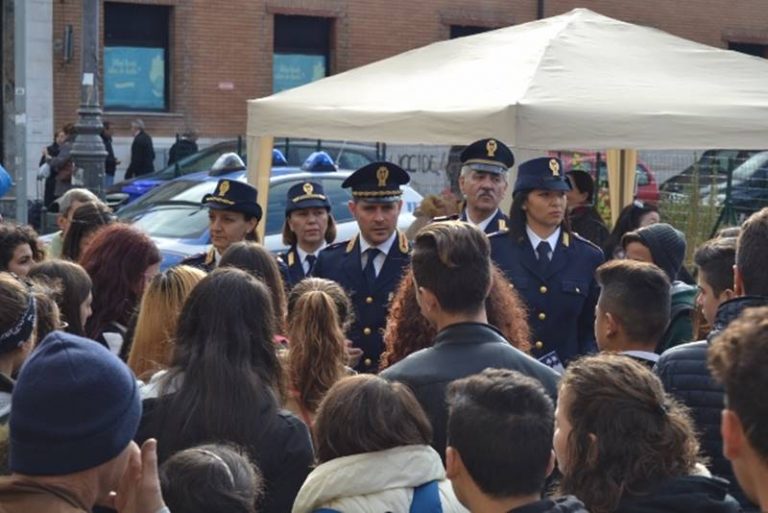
[627,223,686,282]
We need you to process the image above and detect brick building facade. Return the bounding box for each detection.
[49,0,768,143]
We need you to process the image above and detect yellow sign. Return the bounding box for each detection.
[376,166,389,187]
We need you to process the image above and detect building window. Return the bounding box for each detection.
[104,3,170,111]
[273,15,331,93]
[450,25,493,39]
[728,42,767,58]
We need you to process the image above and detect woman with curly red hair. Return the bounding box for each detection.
[380,265,530,370]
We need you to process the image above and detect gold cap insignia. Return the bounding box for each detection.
[549,159,560,176]
[302,182,314,195]
[486,139,498,158]
[376,166,389,188]
[218,180,230,196]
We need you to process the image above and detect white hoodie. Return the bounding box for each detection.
[292,445,467,513]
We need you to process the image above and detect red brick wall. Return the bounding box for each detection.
[51,0,768,141]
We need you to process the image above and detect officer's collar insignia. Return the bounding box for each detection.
[302,182,314,195]
[376,166,389,188]
[549,159,560,176]
[498,218,507,231]
[205,247,216,265]
[346,235,358,254]
[287,251,295,266]
[563,232,570,247]
[486,139,498,158]
[218,180,230,197]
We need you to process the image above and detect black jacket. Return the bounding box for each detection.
[100,133,117,176]
[511,496,589,513]
[381,322,560,460]
[655,296,768,512]
[614,475,740,513]
[125,130,155,178]
[137,394,313,513]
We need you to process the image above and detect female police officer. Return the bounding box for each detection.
[490,157,604,369]
[278,181,336,288]
[181,177,262,272]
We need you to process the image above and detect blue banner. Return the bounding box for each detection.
[104,46,166,110]
[273,53,326,93]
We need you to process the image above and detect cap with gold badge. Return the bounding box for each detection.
[342,162,410,203]
[285,181,332,216]
[513,157,572,195]
[460,138,515,174]
[202,179,263,220]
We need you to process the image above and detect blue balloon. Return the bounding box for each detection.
[0,163,12,198]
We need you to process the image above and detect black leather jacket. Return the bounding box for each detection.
[381,322,560,460]
[655,296,768,511]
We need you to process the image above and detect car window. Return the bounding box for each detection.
[265,181,295,235]
[131,206,209,239]
[320,177,353,223]
[337,151,373,170]
[155,143,239,180]
[732,152,768,181]
[119,180,202,218]
[636,166,650,186]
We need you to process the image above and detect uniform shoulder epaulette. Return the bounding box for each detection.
[431,214,460,222]
[572,232,603,253]
[487,226,510,238]
[323,238,352,253]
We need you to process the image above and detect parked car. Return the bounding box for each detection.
[107,138,381,202]
[116,167,422,269]
[552,151,660,203]
[660,149,763,196]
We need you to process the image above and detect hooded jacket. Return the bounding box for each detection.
[291,445,467,513]
[614,475,740,513]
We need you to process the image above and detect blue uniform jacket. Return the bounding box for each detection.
[490,228,604,366]
[313,231,411,373]
[278,246,309,289]
[459,209,509,234]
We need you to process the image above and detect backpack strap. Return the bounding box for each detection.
[410,480,443,513]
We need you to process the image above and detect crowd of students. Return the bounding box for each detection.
[0,175,766,512]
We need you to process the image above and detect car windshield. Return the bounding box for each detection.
[154,142,240,180]
[732,152,768,181]
[131,205,209,239]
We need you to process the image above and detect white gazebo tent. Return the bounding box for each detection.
[247,8,768,235]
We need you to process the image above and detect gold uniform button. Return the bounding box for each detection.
[539,286,548,294]
[538,312,546,321]
[364,358,372,367]
[365,296,374,304]
[534,341,544,350]
[363,327,372,336]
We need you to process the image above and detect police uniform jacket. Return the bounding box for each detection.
[459,208,509,234]
[180,247,216,273]
[490,228,604,366]
[313,232,410,373]
[278,246,312,289]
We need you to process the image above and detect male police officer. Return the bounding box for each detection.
[279,181,336,288]
[458,138,515,233]
[181,179,263,272]
[313,162,411,373]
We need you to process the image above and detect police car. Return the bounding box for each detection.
[116,154,422,269]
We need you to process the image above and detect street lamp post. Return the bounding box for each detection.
[71,0,106,198]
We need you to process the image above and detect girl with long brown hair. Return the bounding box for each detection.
[284,278,352,427]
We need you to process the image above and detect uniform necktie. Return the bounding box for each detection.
[363,248,380,288]
[305,254,316,276]
[536,241,552,272]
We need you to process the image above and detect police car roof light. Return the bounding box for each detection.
[301,151,338,173]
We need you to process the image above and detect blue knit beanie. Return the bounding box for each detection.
[9,331,142,475]
[633,223,687,282]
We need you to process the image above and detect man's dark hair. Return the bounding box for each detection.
[447,369,554,497]
[694,237,737,296]
[709,306,768,460]
[736,208,768,296]
[412,221,490,314]
[595,260,671,346]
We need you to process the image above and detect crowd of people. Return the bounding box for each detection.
[0,136,766,513]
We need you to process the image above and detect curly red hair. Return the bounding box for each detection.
[380,265,530,369]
